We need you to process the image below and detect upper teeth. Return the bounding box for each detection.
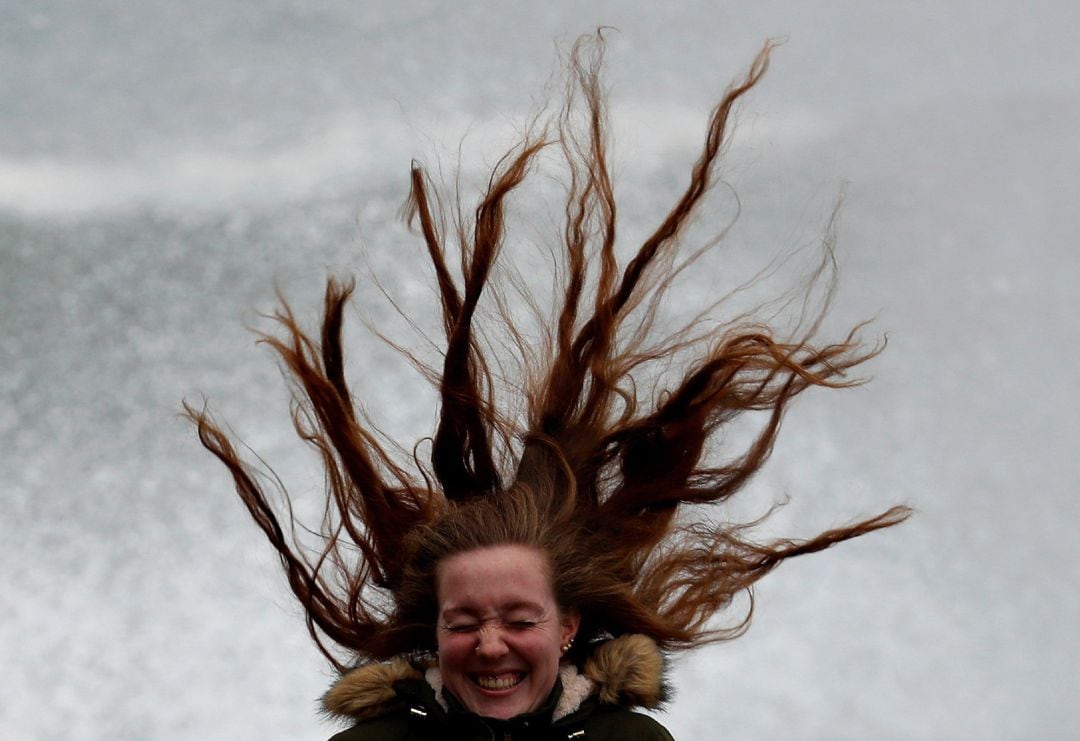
[476,674,522,690]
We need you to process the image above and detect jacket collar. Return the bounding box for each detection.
[322,633,668,723]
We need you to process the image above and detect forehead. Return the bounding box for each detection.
[436,544,556,610]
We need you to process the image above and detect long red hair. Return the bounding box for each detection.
[187,33,909,673]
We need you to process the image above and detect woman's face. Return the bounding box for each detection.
[435,544,579,720]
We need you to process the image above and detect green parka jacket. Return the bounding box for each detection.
[323,634,675,741]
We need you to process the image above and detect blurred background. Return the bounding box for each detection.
[2,1,1078,739]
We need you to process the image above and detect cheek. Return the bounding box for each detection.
[437,632,471,664]
[519,633,561,668]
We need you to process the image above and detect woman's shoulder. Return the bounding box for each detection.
[583,706,676,740]
[322,657,433,740]
[326,712,415,741]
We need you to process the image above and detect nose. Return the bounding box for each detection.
[474,623,509,659]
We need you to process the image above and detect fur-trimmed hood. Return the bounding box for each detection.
[323,634,667,723]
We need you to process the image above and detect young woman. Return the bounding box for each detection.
[188,33,909,740]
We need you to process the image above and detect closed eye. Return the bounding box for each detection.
[445,623,479,633]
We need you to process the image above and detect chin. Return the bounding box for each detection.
[477,701,525,720]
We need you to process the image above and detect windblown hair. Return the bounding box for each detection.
[187,35,909,673]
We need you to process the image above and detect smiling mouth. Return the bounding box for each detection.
[471,672,525,691]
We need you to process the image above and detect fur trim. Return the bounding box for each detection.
[423,666,449,711]
[322,657,423,721]
[553,663,595,721]
[323,633,666,720]
[583,634,667,708]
